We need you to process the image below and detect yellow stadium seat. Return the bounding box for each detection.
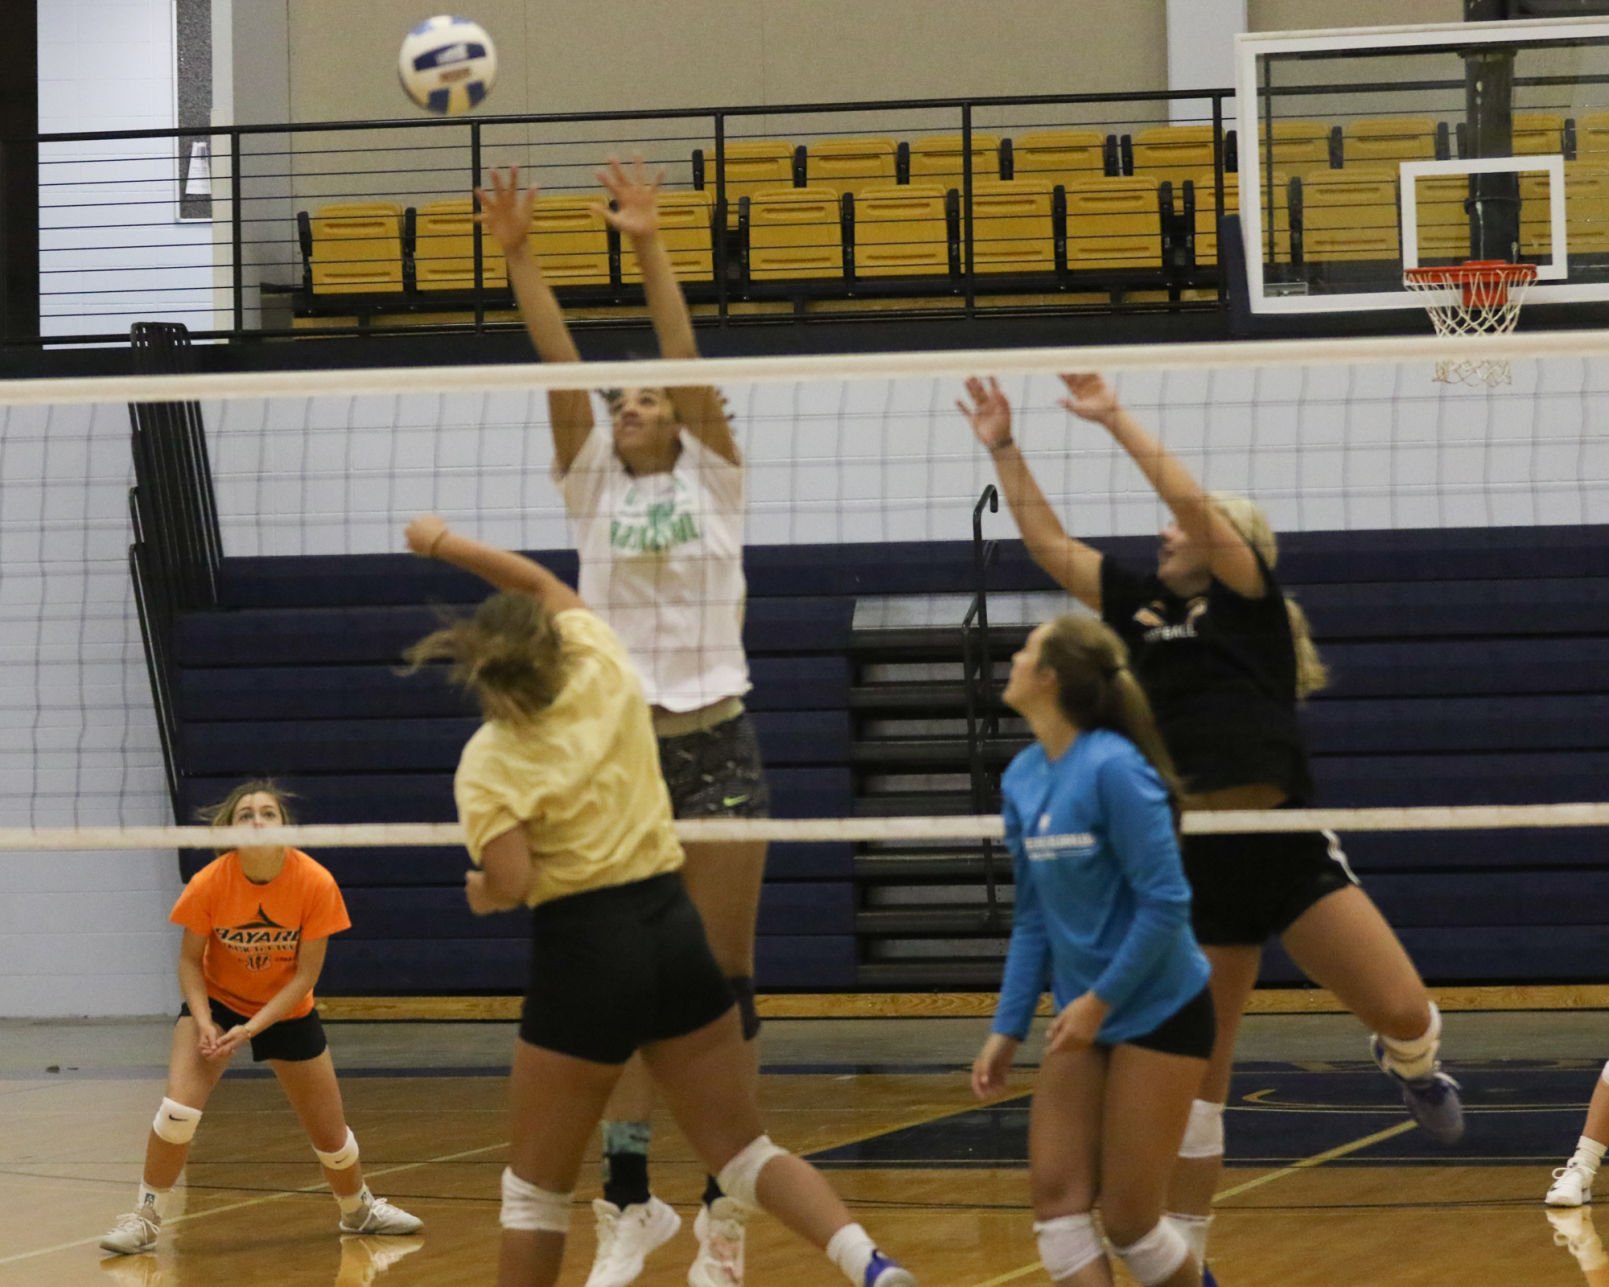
[1512,113,1566,156]
[906,134,1002,185]
[1192,170,1291,266]
[621,189,715,284]
[1130,124,1221,188]
[803,138,897,203]
[853,184,954,278]
[1010,129,1108,188]
[1062,177,1161,272]
[1342,117,1439,165]
[307,202,404,295]
[1521,163,1609,256]
[412,199,507,292]
[746,187,843,281]
[1577,112,1609,157]
[528,198,610,286]
[1257,119,1333,170]
[702,140,797,228]
[1411,172,1472,261]
[965,180,1054,274]
[1296,171,1399,262]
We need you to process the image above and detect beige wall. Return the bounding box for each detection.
[286,0,1166,121]
[1248,0,1463,30]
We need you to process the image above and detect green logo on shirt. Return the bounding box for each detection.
[610,497,701,553]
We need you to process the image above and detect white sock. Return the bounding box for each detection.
[1165,1212,1211,1268]
[826,1222,876,1284]
[1573,1136,1608,1174]
[1378,1002,1441,1081]
[136,1181,169,1217]
[336,1182,371,1216]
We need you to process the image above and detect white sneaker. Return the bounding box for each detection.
[99,1208,160,1255]
[338,1193,424,1236]
[688,1197,748,1287]
[1548,1161,1597,1208]
[585,1196,681,1287]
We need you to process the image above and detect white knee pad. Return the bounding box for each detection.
[715,1134,789,1210]
[151,1097,202,1145]
[313,1126,359,1171]
[500,1167,573,1233]
[1033,1212,1103,1280]
[1113,1220,1189,1287]
[1179,1098,1225,1160]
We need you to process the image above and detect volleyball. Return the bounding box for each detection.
[398,16,496,115]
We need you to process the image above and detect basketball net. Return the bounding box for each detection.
[1403,260,1537,388]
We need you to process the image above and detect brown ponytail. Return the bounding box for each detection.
[1208,492,1331,699]
[402,592,568,724]
[1036,614,1182,802]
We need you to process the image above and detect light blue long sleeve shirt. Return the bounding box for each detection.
[992,728,1210,1045]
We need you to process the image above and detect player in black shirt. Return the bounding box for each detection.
[960,372,1464,1279]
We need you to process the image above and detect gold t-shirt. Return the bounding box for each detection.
[454,608,684,906]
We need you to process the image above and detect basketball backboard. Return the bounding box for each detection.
[1235,16,1609,314]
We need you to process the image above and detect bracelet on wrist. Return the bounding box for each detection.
[427,528,449,557]
[990,436,1015,452]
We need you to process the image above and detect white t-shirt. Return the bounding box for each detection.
[558,424,751,712]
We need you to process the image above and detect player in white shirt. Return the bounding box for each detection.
[478,157,767,1287]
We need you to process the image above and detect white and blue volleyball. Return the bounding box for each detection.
[398,16,496,115]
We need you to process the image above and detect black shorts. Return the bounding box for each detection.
[178,998,328,1063]
[1182,827,1360,947]
[658,712,771,819]
[520,873,736,1064]
[1114,986,1216,1060]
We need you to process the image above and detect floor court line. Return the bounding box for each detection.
[0,1137,509,1267]
[962,1118,1419,1287]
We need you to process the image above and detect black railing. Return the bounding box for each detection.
[21,86,1242,345]
[961,484,1005,928]
[127,322,222,811]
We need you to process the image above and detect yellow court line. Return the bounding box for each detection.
[0,1137,508,1267]
[963,1117,1418,1287]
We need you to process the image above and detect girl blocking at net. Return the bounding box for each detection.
[478,157,767,1287]
[98,782,422,1256]
[401,515,917,1287]
[972,614,1212,1287]
[961,372,1463,1277]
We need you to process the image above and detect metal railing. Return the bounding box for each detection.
[961,484,1005,929]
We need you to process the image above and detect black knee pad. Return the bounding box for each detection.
[729,975,761,1040]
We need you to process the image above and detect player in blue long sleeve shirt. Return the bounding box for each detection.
[970,613,1210,1287]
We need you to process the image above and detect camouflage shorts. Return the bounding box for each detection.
[657,712,771,819]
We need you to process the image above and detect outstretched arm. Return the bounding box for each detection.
[595,156,739,465]
[1060,372,1264,598]
[476,166,594,474]
[959,376,1104,611]
[405,514,584,614]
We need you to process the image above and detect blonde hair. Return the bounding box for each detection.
[1036,614,1182,805]
[1208,492,1330,699]
[402,592,567,724]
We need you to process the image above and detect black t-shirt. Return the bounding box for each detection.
[1099,554,1313,803]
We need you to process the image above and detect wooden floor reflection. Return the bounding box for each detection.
[0,1059,1598,1285]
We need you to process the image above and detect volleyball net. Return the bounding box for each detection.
[2,329,1606,855]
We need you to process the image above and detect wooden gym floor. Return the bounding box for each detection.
[3,1007,1608,1286]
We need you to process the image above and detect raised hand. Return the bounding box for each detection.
[956,376,1014,450]
[474,165,538,254]
[594,154,663,239]
[1057,371,1120,426]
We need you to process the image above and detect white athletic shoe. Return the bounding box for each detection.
[687,1197,748,1287]
[338,1193,424,1236]
[1548,1161,1597,1208]
[585,1196,681,1287]
[99,1208,160,1256]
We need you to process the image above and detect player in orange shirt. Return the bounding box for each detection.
[98,780,423,1256]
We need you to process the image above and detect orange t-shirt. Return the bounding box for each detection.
[170,849,351,1020]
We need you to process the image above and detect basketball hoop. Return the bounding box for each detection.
[1403,260,1537,388]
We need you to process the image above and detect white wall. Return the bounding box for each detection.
[38,0,216,338]
[0,399,179,1017]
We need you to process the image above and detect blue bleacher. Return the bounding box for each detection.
[169,526,1609,993]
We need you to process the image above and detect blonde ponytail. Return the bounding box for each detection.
[402,592,568,724]
[1207,492,1330,699]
